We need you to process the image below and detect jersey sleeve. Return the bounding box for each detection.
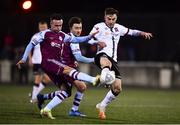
[64,32,91,43]
[118,25,129,36]
[21,31,47,62]
[21,42,34,62]
[128,29,141,36]
[30,31,46,45]
[70,43,81,54]
[70,43,94,63]
[119,24,141,36]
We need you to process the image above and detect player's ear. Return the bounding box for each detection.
[104,15,106,20]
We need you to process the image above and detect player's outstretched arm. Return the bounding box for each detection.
[65,31,99,43]
[16,42,34,69]
[74,53,94,63]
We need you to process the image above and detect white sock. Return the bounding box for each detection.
[32,84,39,100]
[71,91,84,111]
[69,69,96,83]
[45,91,68,110]
[100,90,116,107]
[37,82,45,94]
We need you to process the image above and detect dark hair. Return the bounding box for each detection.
[38,20,47,25]
[104,8,119,16]
[68,17,82,28]
[50,13,63,21]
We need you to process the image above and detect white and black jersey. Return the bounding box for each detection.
[89,22,141,62]
[32,43,42,64]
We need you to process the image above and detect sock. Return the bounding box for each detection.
[71,91,84,111]
[43,90,61,100]
[69,69,96,83]
[37,82,46,95]
[45,91,68,110]
[100,90,116,107]
[32,83,39,100]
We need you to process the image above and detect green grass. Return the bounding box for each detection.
[0,84,180,124]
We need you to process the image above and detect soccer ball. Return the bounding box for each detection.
[100,69,115,85]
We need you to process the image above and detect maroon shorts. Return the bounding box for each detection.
[41,59,75,87]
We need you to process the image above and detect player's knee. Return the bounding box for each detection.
[100,57,112,68]
[43,75,51,83]
[115,87,122,94]
[112,81,122,96]
[79,84,87,92]
[63,66,73,74]
[75,81,87,92]
[111,87,121,96]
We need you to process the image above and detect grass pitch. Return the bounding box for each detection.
[0,84,180,124]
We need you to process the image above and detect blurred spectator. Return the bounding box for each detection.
[1,29,15,60]
[12,46,29,84]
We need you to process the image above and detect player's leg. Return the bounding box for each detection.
[31,64,42,103]
[99,59,122,108]
[95,53,116,85]
[37,90,61,110]
[63,65,100,86]
[45,59,100,86]
[40,75,72,119]
[37,73,51,95]
[95,53,122,119]
[69,80,86,117]
[96,78,122,119]
[98,53,112,72]
[43,73,51,83]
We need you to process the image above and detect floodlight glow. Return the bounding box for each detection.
[22,1,32,10]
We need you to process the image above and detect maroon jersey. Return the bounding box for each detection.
[31,29,71,77]
[40,31,65,62]
[60,33,77,68]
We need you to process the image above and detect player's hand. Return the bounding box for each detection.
[140,32,153,40]
[97,41,106,50]
[74,61,79,68]
[90,30,99,38]
[16,60,25,69]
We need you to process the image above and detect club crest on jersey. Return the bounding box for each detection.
[59,36,63,41]
[114,27,119,32]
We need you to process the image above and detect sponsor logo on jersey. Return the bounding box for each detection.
[50,42,61,48]
[105,32,110,35]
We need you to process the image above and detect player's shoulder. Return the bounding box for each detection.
[93,22,106,31]
[94,22,106,27]
[114,23,125,28]
[33,29,50,37]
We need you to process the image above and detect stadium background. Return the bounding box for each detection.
[0,0,180,124]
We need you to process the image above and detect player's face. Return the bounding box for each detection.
[104,14,117,28]
[70,23,82,36]
[50,19,63,32]
[38,24,48,31]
